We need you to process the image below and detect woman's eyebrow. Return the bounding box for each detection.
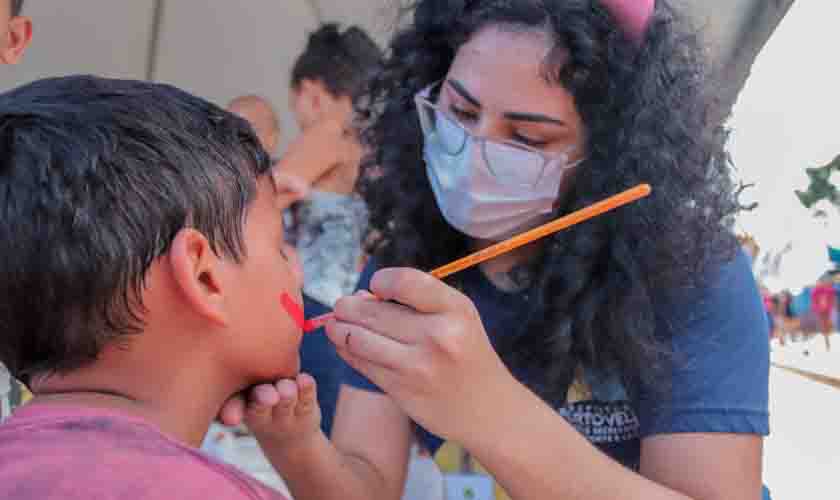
[503,111,566,126]
[447,79,481,107]
[447,79,565,126]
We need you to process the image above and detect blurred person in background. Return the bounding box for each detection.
[228,95,283,161]
[811,275,835,351]
[276,23,447,500]
[276,23,383,437]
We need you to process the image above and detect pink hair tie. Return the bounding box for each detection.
[600,0,655,44]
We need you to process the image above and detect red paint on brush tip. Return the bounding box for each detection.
[280,292,330,332]
[303,312,333,332]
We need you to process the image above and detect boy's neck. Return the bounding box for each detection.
[30,352,239,447]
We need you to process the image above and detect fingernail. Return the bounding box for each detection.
[249,405,271,417]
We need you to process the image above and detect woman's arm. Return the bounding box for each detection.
[462,377,761,499]
[325,268,764,500]
[641,433,763,498]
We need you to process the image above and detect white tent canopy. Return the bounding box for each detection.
[1,0,399,148]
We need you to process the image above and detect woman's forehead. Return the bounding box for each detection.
[445,28,578,121]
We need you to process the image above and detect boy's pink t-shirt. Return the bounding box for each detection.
[0,404,289,500]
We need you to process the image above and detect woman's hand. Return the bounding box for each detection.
[325,268,520,444]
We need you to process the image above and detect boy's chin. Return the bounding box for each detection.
[284,354,301,378]
[260,352,301,382]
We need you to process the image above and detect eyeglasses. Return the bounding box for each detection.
[414,82,580,187]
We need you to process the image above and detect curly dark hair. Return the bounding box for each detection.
[357,0,740,402]
[0,75,271,382]
[291,23,384,98]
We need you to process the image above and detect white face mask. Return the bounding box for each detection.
[417,86,582,241]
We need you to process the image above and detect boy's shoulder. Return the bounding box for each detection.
[0,404,287,500]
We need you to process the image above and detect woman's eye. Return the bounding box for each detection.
[450,105,478,124]
[513,133,548,148]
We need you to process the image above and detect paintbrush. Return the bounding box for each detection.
[281,183,651,332]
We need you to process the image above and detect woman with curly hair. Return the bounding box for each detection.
[223,1,770,498]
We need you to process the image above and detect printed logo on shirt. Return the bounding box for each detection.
[557,400,640,444]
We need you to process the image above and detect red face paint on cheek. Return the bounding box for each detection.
[280,292,305,330]
[280,292,328,332]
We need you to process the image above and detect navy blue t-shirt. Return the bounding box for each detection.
[342,250,770,477]
[301,293,343,436]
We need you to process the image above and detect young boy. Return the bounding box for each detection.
[0,75,309,500]
[1,0,31,64]
[0,0,32,423]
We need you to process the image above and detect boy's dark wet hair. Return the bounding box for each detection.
[11,0,23,16]
[0,75,271,382]
[290,23,383,98]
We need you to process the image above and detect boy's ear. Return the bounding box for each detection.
[168,228,229,327]
[0,16,32,65]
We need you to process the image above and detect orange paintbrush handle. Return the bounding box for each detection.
[429,183,651,279]
[297,183,651,332]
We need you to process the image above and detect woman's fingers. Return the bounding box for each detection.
[325,319,413,370]
[370,268,469,314]
[333,295,422,344]
[334,343,402,397]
